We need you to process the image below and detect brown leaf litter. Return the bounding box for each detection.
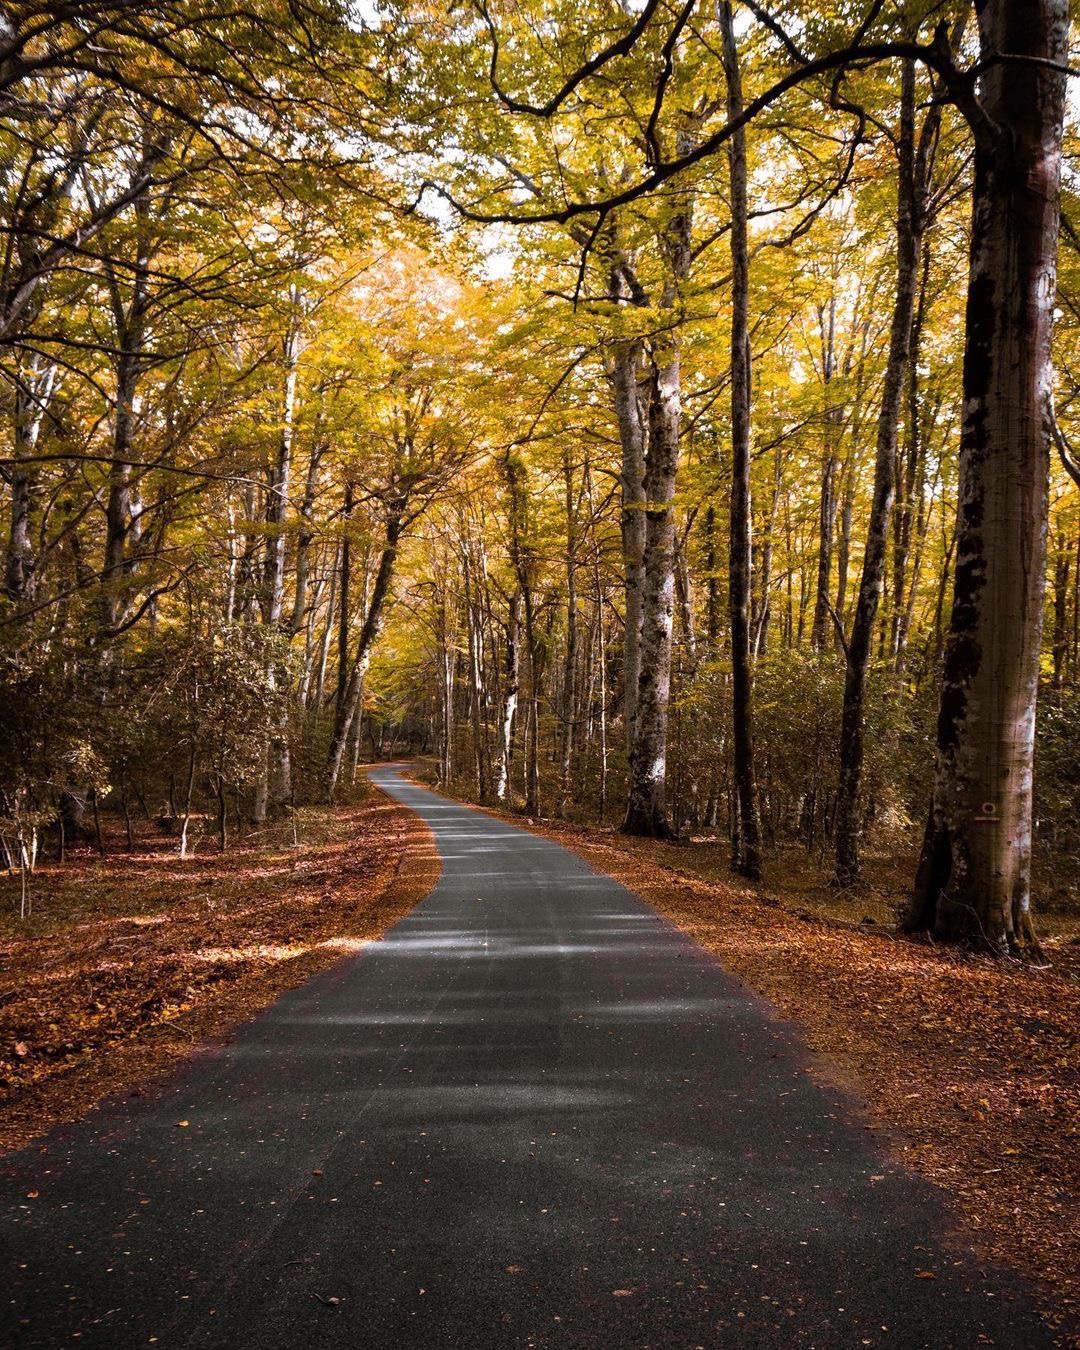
[0,784,440,1155]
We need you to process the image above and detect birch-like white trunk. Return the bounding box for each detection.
[494,589,520,801]
[622,325,681,836]
[622,142,692,838]
[613,339,646,754]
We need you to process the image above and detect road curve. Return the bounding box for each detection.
[1,765,1054,1348]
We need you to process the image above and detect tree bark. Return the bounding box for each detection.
[622,136,692,839]
[336,481,354,721]
[1051,530,1070,694]
[811,298,840,652]
[909,0,1068,952]
[4,353,55,602]
[494,589,520,801]
[101,189,151,636]
[612,338,646,753]
[622,329,680,836]
[720,0,762,878]
[557,448,579,816]
[255,306,301,820]
[834,59,924,885]
[326,513,402,801]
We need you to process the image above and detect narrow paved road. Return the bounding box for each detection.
[2,767,1053,1348]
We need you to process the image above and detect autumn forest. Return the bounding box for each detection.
[3,0,1080,1340]
[5,0,1077,947]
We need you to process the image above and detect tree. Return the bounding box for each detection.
[909,0,1070,953]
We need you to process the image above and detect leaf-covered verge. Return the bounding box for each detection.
[0,785,440,1156]
[454,801,1079,1342]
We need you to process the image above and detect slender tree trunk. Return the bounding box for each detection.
[834,60,924,884]
[4,355,55,602]
[101,199,150,636]
[265,313,299,631]
[290,435,324,637]
[464,551,491,801]
[216,774,228,852]
[891,253,932,668]
[720,0,762,878]
[260,307,301,816]
[523,589,541,817]
[557,451,579,815]
[336,481,354,721]
[834,447,856,627]
[754,445,782,657]
[1051,530,1070,694]
[440,601,456,786]
[909,0,1068,952]
[811,299,840,652]
[622,142,692,838]
[613,338,647,753]
[504,451,541,815]
[313,539,340,709]
[622,334,680,837]
[178,740,197,860]
[326,514,402,801]
[494,589,521,801]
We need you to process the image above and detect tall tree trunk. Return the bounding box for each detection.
[313,539,340,709]
[622,138,692,838]
[909,0,1068,952]
[811,298,840,652]
[753,444,782,658]
[613,338,646,753]
[505,451,541,815]
[326,513,402,801]
[4,353,55,602]
[720,0,762,879]
[622,333,680,836]
[834,446,856,628]
[336,481,354,721]
[290,432,324,637]
[1051,530,1070,694]
[891,251,932,668]
[439,595,456,786]
[463,549,491,801]
[494,589,521,801]
[834,59,924,885]
[101,191,151,637]
[523,587,542,817]
[557,449,579,816]
[256,307,301,820]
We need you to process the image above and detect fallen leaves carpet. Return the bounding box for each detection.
[0,788,440,1155]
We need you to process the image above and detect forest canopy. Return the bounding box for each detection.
[1,0,1077,957]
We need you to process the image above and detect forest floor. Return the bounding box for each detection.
[0,785,440,1156]
[418,780,1079,1340]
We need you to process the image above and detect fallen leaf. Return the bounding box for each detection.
[915,1270,936,1280]
[25,1190,38,1199]
[14,1042,28,1057]
[612,1289,634,1297]
[175,1120,189,1128]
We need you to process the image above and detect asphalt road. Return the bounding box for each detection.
[1,765,1055,1348]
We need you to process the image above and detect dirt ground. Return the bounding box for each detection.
[0,784,440,1155]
